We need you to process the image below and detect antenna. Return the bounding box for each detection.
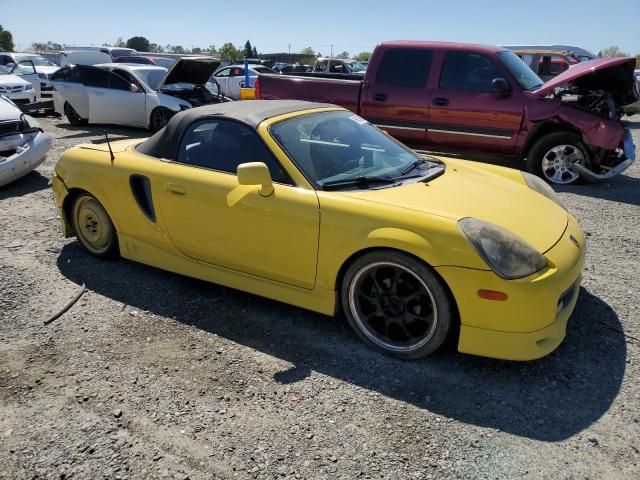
[104,130,115,163]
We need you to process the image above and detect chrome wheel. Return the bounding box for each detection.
[348,262,438,353]
[73,195,114,255]
[541,144,585,184]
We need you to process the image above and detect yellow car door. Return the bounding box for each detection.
[155,118,320,289]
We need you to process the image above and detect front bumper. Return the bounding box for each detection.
[437,214,586,361]
[574,128,636,181]
[4,90,37,106]
[0,130,52,187]
[51,173,74,237]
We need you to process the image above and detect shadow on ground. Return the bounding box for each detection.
[554,174,640,206]
[0,171,50,199]
[54,123,149,141]
[56,242,627,442]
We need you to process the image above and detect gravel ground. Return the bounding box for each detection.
[1,114,639,480]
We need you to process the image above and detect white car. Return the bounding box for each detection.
[0,65,37,106]
[50,58,225,131]
[0,96,52,187]
[0,52,59,101]
[213,64,276,99]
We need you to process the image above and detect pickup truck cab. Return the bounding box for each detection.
[258,41,637,184]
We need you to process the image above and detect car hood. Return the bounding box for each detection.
[533,57,638,105]
[158,58,221,89]
[341,159,568,253]
[35,66,60,75]
[0,96,22,121]
[0,74,30,86]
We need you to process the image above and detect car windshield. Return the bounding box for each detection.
[347,61,366,72]
[136,68,168,89]
[14,55,54,66]
[497,50,544,90]
[270,110,444,190]
[252,66,275,74]
[0,66,9,75]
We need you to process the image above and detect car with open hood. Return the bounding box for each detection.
[50,57,228,130]
[0,95,52,187]
[257,41,638,184]
[51,101,585,361]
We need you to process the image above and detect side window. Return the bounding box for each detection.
[439,51,503,92]
[375,48,433,87]
[177,120,291,184]
[113,69,143,90]
[230,68,244,77]
[50,67,69,82]
[81,67,112,88]
[315,60,328,72]
[215,68,230,77]
[0,55,9,65]
[107,70,132,90]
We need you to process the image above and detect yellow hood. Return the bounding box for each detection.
[341,160,568,253]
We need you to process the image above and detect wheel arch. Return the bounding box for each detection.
[333,246,461,329]
[521,120,584,160]
[62,187,118,237]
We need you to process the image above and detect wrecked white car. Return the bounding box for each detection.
[0,96,52,187]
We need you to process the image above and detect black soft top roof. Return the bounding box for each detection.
[137,100,336,160]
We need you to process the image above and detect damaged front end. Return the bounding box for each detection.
[531,57,638,181]
[0,97,52,187]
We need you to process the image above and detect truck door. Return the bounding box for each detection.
[427,51,523,155]
[360,47,433,148]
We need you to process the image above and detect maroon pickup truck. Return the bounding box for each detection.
[257,41,638,185]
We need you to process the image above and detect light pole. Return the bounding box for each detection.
[330,44,334,57]
[288,44,291,63]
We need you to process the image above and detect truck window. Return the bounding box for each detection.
[439,51,502,92]
[375,49,433,88]
[315,60,328,72]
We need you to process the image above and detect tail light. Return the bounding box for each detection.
[254,77,261,99]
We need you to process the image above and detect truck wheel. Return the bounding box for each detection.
[526,132,589,185]
[150,107,173,132]
[341,250,453,360]
[64,102,87,126]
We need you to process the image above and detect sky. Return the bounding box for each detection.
[2,0,639,56]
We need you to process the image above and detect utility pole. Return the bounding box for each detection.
[288,44,291,63]
[330,44,334,57]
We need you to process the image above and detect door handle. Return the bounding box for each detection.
[373,93,387,102]
[433,97,449,106]
[166,183,186,196]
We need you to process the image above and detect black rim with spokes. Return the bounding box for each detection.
[348,262,438,352]
[151,108,171,131]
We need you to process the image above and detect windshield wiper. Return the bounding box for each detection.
[401,158,427,175]
[321,176,399,191]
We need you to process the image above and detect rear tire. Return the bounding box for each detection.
[71,194,119,259]
[526,132,590,185]
[64,102,87,126]
[149,107,174,132]
[341,250,453,360]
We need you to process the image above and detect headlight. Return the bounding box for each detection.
[25,84,34,90]
[38,73,47,80]
[522,172,565,209]
[458,218,547,280]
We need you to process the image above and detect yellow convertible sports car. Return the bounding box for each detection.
[51,100,585,361]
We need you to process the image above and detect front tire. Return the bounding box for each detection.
[526,132,589,185]
[71,194,119,258]
[341,250,454,360]
[64,102,87,126]
[149,107,174,132]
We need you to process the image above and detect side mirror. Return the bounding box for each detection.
[129,84,140,93]
[491,78,511,98]
[237,162,274,196]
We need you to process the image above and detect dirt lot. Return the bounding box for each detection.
[1,114,639,480]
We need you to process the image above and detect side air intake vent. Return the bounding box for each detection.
[129,175,156,222]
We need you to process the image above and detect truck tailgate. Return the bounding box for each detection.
[259,74,363,114]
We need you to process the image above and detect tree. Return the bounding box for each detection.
[335,51,350,59]
[208,44,217,55]
[31,42,48,52]
[0,25,15,52]
[191,47,202,54]
[114,37,126,48]
[171,45,185,54]
[299,47,315,56]
[46,41,62,51]
[243,40,253,58]
[126,36,151,52]
[636,53,640,65]
[252,46,258,58]
[597,46,628,58]
[148,43,164,53]
[353,51,372,61]
[219,42,239,62]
